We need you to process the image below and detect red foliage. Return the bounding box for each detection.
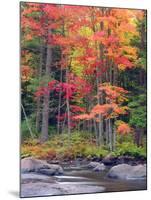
[48,80,58,90]
[70,105,86,113]
[115,56,133,69]
[35,86,49,97]
[106,35,119,45]
[92,31,105,41]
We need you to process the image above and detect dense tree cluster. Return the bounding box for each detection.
[21,3,146,152]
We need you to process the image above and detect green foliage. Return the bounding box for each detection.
[21,120,32,140]
[22,37,41,49]
[83,146,108,158]
[115,134,146,158]
[128,93,146,128]
[21,114,38,140]
[21,131,146,160]
[116,142,146,158]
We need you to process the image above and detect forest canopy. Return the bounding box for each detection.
[21,3,147,160]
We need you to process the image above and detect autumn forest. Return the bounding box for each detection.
[21,3,147,163]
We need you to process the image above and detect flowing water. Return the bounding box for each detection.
[56,164,147,192]
[56,167,146,193]
[21,162,147,197]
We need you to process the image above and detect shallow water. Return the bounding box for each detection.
[21,163,147,197]
[55,165,147,193]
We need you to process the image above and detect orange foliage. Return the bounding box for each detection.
[117,122,131,135]
[99,83,128,103]
[73,113,94,120]
[21,65,33,82]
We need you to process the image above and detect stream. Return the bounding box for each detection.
[21,161,147,197]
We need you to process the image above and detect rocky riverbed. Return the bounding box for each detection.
[20,157,147,197]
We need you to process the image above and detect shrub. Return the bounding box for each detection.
[115,141,146,158]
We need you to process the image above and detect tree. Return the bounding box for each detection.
[21,3,146,155]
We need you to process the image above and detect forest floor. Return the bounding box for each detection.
[21,132,147,166]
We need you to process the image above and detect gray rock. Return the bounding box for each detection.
[21,173,56,184]
[21,182,105,197]
[38,168,62,176]
[21,157,63,175]
[21,182,62,197]
[107,164,146,180]
[127,164,146,179]
[93,163,106,171]
[88,162,101,168]
[88,162,106,171]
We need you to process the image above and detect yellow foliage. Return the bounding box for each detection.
[79,26,93,37]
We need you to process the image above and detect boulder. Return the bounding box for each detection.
[128,164,146,179]
[38,168,59,176]
[21,157,63,175]
[93,163,106,172]
[21,173,56,184]
[107,164,146,180]
[88,162,101,168]
[88,162,106,171]
[21,182,105,197]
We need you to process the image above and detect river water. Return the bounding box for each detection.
[21,162,147,197]
[55,162,147,193]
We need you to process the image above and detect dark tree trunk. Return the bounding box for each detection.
[135,127,144,147]
[41,42,52,143]
[57,67,63,134]
[66,68,71,136]
[36,45,44,133]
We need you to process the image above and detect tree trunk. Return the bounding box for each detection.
[135,127,143,147]
[36,45,44,133]
[66,68,71,136]
[36,97,41,133]
[57,67,63,134]
[112,121,116,151]
[108,118,113,151]
[21,103,34,138]
[41,42,52,143]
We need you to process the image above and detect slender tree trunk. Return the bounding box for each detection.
[108,118,112,151]
[96,73,103,146]
[97,11,105,147]
[36,97,41,132]
[61,108,67,133]
[66,68,71,136]
[113,120,116,151]
[105,119,109,145]
[93,119,98,146]
[57,67,63,134]
[135,128,143,147]
[36,45,44,133]
[21,104,34,138]
[41,40,52,143]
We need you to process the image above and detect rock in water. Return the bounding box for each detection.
[128,164,146,179]
[21,157,63,175]
[21,182,105,197]
[107,164,146,180]
[88,162,106,171]
[38,168,61,176]
[93,163,106,172]
[88,162,101,168]
[21,173,56,184]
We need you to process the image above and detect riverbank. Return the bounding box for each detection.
[21,157,147,197]
[21,132,146,163]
